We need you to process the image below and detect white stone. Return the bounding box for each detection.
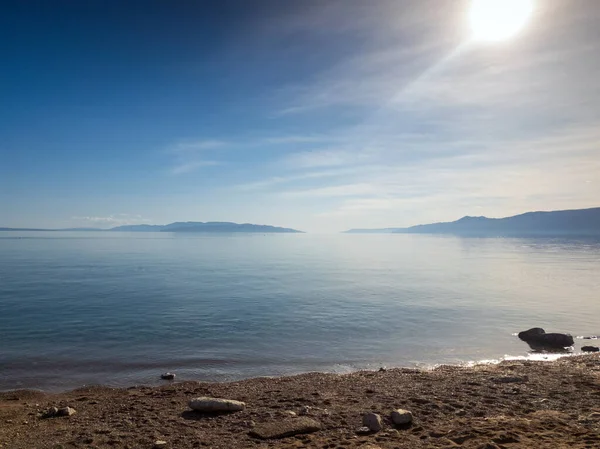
[391,409,413,425]
[188,397,245,412]
[299,405,311,415]
[57,406,76,417]
[362,412,382,432]
[154,441,167,448]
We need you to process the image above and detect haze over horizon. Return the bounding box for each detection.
[2,0,599,233]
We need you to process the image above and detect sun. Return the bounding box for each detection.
[469,0,534,42]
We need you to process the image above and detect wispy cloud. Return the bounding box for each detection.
[169,160,220,175]
[167,139,226,175]
[71,214,151,227]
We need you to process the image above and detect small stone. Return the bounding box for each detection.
[154,441,167,448]
[378,367,387,372]
[298,405,311,416]
[56,407,76,417]
[587,412,600,420]
[283,410,297,417]
[355,426,372,435]
[188,397,245,412]
[391,409,413,425]
[456,409,467,416]
[362,412,382,432]
[161,372,176,380]
[581,346,599,352]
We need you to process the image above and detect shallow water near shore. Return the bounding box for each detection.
[1,232,599,391]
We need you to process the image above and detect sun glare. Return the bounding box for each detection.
[469,0,534,42]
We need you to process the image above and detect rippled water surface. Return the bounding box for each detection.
[1,232,599,391]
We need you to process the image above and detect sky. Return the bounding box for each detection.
[1,0,599,233]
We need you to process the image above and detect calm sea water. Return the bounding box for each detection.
[1,232,599,391]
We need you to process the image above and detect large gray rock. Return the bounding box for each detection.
[362,412,382,432]
[517,328,574,349]
[391,409,413,425]
[249,417,322,439]
[188,397,245,412]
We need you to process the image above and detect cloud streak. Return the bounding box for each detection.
[71,214,151,227]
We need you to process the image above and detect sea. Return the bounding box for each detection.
[1,231,599,392]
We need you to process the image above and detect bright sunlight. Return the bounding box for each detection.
[469,0,534,42]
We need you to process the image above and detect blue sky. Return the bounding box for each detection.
[1,0,599,232]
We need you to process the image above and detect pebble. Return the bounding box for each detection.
[188,397,245,412]
[355,426,372,435]
[154,441,167,448]
[160,372,176,380]
[283,410,297,417]
[391,408,413,425]
[362,412,382,432]
[298,406,311,416]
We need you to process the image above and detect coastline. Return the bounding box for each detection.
[1,355,598,448]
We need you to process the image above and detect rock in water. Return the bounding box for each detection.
[362,412,383,432]
[161,372,175,380]
[391,409,413,425]
[188,397,245,412]
[581,346,600,352]
[517,328,574,348]
[249,417,322,439]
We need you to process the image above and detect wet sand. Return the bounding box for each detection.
[1,354,599,448]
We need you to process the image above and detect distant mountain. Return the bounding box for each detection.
[162,222,302,233]
[0,222,303,233]
[344,207,600,237]
[109,224,165,232]
[110,222,302,233]
[0,227,53,231]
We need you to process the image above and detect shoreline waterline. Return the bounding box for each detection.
[2,348,594,394]
[2,354,598,448]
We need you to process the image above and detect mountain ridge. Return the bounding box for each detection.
[344,207,600,236]
[0,222,303,233]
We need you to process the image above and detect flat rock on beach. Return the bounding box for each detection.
[1,354,599,448]
[249,417,322,439]
[188,397,245,412]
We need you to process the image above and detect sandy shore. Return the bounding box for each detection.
[1,354,599,448]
